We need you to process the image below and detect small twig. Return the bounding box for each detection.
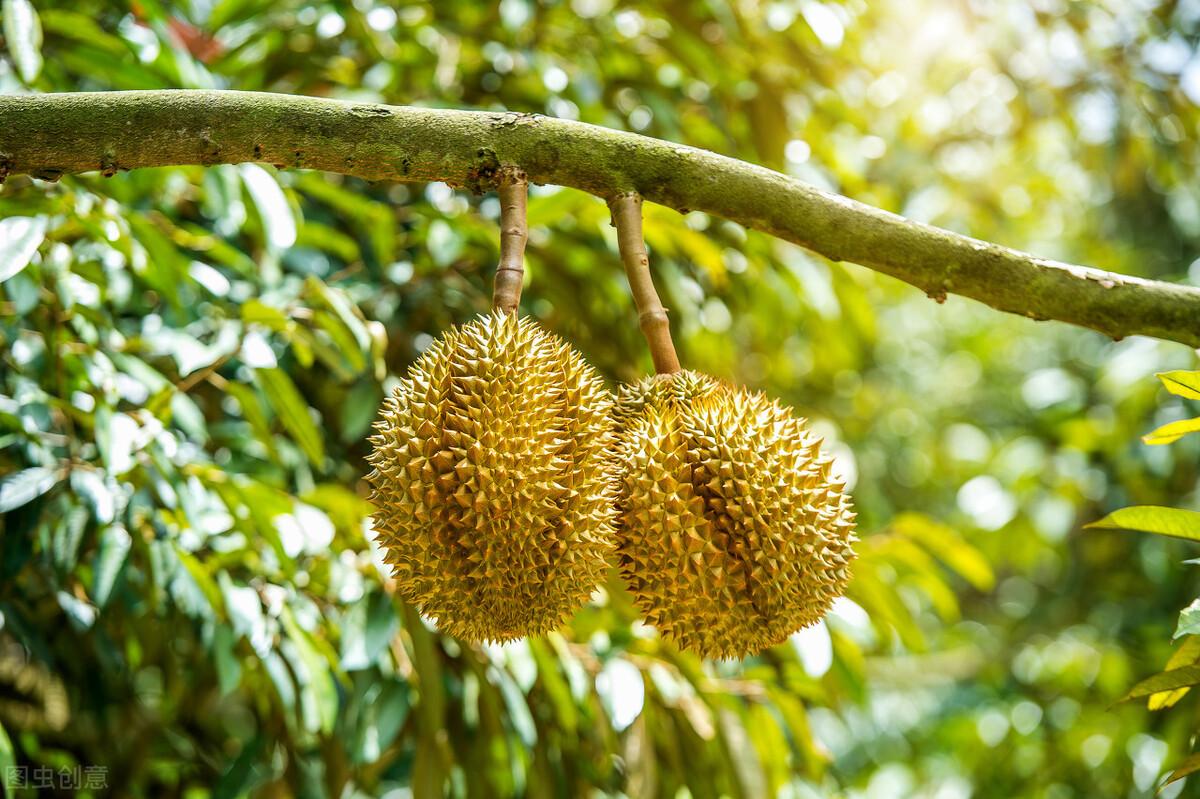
[608,193,681,374]
[491,171,528,314]
[174,350,234,393]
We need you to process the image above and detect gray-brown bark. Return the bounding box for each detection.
[2,90,1199,348]
[609,193,681,374]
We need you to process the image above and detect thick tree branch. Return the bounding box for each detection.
[1,90,1198,348]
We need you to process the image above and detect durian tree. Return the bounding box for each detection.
[2,1,1200,797]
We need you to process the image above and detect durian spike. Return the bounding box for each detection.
[608,192,681,375]
[492,170,528,314]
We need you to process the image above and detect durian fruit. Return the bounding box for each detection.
[611,369,721,429]
[612,370,857,659]
[366,311,616,643]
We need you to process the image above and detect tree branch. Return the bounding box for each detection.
[1,90,1198,348]
[491,170,527,314]
[609,193,681,374]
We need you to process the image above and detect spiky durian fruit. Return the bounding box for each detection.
[366,312,616,643]
[612,369,721,429]
[613,371,857,659]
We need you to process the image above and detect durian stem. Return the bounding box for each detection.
[492,171,528,314]
[609,193,682,375]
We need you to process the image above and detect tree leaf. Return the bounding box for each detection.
[255,367,324,468]
[1142,416,1200,446]
[91,524,132,607]
[1150,635,1200,710]
[1158,370,1200,400]
[281,606,339,735]
[891,512,994,591]
[241,298,291,332]
[0,720,13,794]
[225,382,279,462]
[239,164,297,252]
[0,466,60,512]
[312,310,366,374]
[1122,664,1200,701]
[212,625,242,697]
[1084,506,1200,542]
[305,275,370,350]
[213,735,265,799]
[2,0,42,83]
[1177,601,1200,640]
[0,216,46,281]
[175,547,223,614]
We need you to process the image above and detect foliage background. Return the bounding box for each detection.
[1,0,1200,796]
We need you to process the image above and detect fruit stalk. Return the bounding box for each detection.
[608,192,682,375]
[492,171,528,314]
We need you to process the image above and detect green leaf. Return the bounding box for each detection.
[57,590,97,630]
[296,173,394,265]
[527,638,578,734]
[1150,635,1200,710]
[340,380,383,444]
[51,506,88,573]
[495,663,538,746]
[349,681,408,764]
[0,216,46,281]
[71,469,114,523]
[219,573,266,651]
[304,275,370,349]
[1158,370,1200,400]
[1122,664,1200,701]
[213,625,242,696]
[240,164,297,252]
[262,650,297,714]
[1084,506,1200,542]
[0,720,13,793]
[296,220,360,263]
[37,9,128,57]
[175,547,224,613]
[312,310,366,374]
[225,382,279,462]
[255,367,325,468]
[213,735,265,799]
[54,44,167,90]
[94,407,138,476]
[1142,416,1200,446]
[91,525,132,607]
[241,299,291,332]
[281,606,339,735]
[2,0,42,83]
[0,466,60,512]
[891,513,994,591]
[1177,601,1200,640]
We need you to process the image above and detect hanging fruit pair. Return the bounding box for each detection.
[366,176,857,659]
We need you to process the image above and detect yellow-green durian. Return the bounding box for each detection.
[613,370,857,659]
[366,311,616,643]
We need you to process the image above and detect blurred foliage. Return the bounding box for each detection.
[1,0,1200,797]
[1084,368,1200,786]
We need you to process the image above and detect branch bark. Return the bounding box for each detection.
[609,193,681,374]
[1,90,1198,348]
[491,170,527,314]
